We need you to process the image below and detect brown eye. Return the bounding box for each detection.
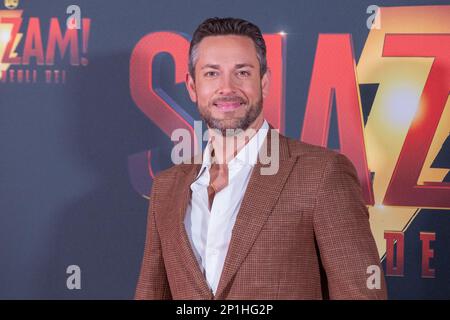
[238,70,250,77]
[205,71,218,77]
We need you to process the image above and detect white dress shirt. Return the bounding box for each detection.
[184,120,269,295]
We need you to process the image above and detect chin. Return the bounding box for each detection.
[209,119,245,132]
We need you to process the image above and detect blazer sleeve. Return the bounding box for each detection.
[312,153,387,299]
[135,177,172,300]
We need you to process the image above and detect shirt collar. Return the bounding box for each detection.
[229,119,269,168]
[197,119,269,177]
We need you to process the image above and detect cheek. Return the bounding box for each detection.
[243,82,262,99]
[196,84,216,104]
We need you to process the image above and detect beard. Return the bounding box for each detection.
[198,94,263,136]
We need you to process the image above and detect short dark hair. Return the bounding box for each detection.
[188,17,267,80]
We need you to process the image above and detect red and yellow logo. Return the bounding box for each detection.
[0,9,90,84]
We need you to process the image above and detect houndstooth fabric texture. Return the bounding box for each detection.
[135,130,387,300]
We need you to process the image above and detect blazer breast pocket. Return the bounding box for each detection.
[265,208,307,227]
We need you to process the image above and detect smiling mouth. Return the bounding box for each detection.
[213,102,245,112]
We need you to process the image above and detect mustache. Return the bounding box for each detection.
[212,96,246,104]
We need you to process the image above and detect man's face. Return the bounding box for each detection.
[186,35,270,135]
[5,0,19,9]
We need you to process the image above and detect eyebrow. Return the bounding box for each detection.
[235,63,255,69]
[201,64,220,70]
[200,63,255,70]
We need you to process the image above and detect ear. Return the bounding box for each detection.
[261,68,271,99]
[185,72,197,103]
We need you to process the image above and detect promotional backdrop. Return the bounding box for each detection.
[0,0,449,299]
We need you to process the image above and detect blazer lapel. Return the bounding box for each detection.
[171,163,214,298]
[215,131,298,298]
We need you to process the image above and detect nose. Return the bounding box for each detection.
[217,73,238,95]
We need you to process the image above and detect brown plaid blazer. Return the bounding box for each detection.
[135,130,387,300]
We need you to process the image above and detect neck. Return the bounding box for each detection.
[208,116,264,164]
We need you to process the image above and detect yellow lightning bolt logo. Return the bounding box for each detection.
[357,5,450,258]
[0,9,22,79]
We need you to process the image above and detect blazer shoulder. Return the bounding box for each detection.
[150,162,191,191]
[280,135,357,177]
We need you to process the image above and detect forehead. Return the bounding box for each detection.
[195,35,259,66]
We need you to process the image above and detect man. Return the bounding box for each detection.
[135,17,387,299]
